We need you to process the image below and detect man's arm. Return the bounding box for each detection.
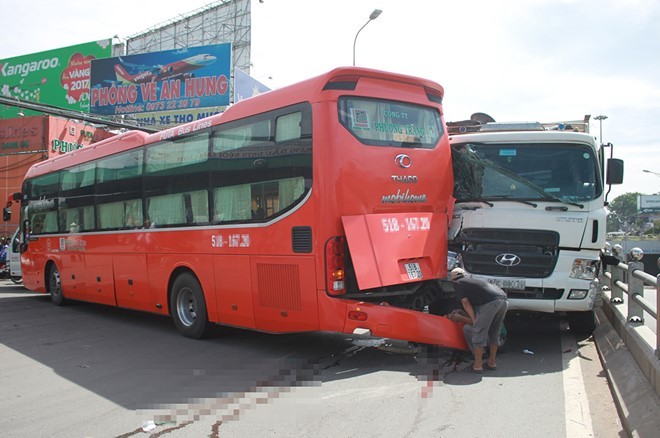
[461,297,476,324]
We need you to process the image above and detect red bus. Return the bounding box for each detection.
[8,67,466,350]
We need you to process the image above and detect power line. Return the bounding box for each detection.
[0,96,158,133]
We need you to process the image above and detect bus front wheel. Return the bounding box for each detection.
[170,273,212,339]
[48,265,65,306]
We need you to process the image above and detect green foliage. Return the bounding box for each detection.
[607,192,642,232]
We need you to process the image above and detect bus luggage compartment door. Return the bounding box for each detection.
[342,213,447,290]
[250,255,319,333]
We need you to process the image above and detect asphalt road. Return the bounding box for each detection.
[0,280,624,437]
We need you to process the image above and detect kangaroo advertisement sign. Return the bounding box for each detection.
[89,44,231,117]
[0,40,112,118]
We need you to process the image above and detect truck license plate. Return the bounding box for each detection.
[488,278,525,290]
[405,262,423,280]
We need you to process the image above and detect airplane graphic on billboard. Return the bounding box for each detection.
[113,54,217,84]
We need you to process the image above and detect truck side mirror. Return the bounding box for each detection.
[606,158,624,185]
[2,207,10,222]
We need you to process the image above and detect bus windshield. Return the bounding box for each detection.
[452,142,602,203]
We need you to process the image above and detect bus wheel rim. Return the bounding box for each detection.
[176,288,197,326]
[51,270,61,298]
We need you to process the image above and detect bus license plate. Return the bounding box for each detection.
[405,262,423,280]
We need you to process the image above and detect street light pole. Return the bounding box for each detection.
[594,114,608,146]
[643,169,660,178]
[353,9,382,66]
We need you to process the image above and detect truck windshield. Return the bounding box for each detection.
[452,142,602,204]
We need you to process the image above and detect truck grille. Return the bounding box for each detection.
[460,228,559,278]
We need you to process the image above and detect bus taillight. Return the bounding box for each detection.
[325,236,346,295]
[323,75,359,91]
[348,310,368,321]
[424,86,444,104]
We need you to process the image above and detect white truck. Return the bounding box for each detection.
[7,227,22,283]
[446,114,623,334]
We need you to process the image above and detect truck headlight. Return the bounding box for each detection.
[568,289,588,299]
[570,259,599,280]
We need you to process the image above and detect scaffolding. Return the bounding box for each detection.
[118,0,251,75]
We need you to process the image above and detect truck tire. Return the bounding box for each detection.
[567,310,596,335]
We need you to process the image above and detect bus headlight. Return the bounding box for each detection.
[570,259,599,280]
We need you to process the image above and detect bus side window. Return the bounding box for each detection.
[31,214,45,235]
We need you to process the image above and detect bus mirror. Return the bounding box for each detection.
[2,207,10,222]
[11,192,21,201]
[606,158,624,185]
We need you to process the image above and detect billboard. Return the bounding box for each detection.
[234,67,270,103]
[0,40,112,118]
[638,195,660,211]
[89,44,231,117]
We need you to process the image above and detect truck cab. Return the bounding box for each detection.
[446,114,623,333]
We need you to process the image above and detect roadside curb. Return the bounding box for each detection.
[593,308,660,438]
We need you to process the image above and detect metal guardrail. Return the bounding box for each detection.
[600,243,659,360]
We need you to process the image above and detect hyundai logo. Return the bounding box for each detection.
[394,154,412,168]
[495,253,521,266]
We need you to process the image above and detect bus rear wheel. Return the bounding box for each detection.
[48,265,65,306]
[170,273,212,339]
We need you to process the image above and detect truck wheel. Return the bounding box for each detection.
[48,265,65,306]
[170,273,212,339]
[567,310,595,335]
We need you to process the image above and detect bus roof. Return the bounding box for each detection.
[23,66,445,181]
[24,130,150,180]
[212,66,445,122]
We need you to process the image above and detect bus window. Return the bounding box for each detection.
[26,172,60,235]
[275,112,301,142]
[338,97,442,148]
[95,149,144,230]
[60,162,96,232]
[213,184,252,222]
[210,103,312,224]
[146,190,209,226]
[143,133,211,227]
[98,200,141,230]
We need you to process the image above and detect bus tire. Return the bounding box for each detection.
[48,264,65,306]
[170,273,212,339]
[567,310,596,335]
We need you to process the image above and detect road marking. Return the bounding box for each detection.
[560,320,594,437]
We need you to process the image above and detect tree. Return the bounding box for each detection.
[606,192,641,233]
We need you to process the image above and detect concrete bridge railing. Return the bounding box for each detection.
[600,243,659,396]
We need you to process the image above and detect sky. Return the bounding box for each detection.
[2,0,659,200]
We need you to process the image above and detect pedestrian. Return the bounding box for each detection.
[448,267,508,373]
